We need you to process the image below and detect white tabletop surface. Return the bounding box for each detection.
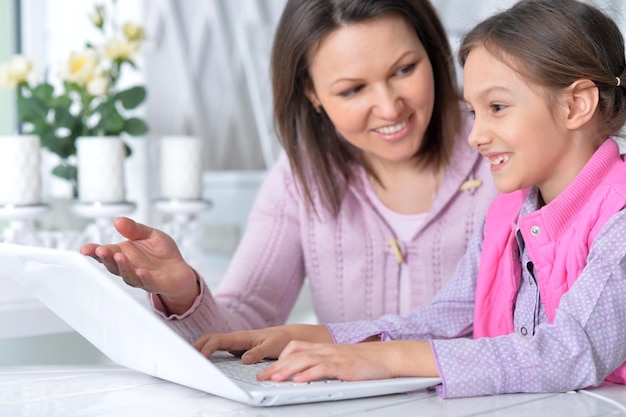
[1,365,626,417]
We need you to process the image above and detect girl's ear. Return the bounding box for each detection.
[563,79,599,129]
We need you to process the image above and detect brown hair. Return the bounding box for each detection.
[458,0,626,138]
[271,0,460,216]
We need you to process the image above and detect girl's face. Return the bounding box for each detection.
[463,45,586,203]
[305,13,435,170]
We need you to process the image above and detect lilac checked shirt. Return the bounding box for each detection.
[327,187,626,398]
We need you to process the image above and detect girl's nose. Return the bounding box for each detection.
[467,117,491,149]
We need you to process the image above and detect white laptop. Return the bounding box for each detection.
[0,243,441,406]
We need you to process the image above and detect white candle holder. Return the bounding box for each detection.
[0,204,49,246]
[153,198,211,262]
[72,201,136,244]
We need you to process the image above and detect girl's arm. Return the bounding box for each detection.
[432,209,626,398]
[193,325,439,381]
[259,339,439,382]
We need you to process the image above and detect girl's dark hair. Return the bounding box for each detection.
[272,0,460,216]
[458,0,626,138]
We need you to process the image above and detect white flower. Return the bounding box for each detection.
[90,5,105,29]
[122,22,145,42]
[86,69,110,97]
[0,55,33,88]
[61,49,100,86]
[105,34,140,61]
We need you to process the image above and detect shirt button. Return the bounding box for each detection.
[530,226,541,236]
[520,327,528,336]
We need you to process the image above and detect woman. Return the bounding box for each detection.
[81,0,497,343]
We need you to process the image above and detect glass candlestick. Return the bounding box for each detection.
[0,204,49,246]
[72,201,136,244]
[153,198,211,263]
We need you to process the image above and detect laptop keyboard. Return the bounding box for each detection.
[211,357,343,387]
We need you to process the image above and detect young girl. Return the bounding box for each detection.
[194,0,626,398]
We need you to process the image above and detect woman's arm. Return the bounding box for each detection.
[151,155,308,341]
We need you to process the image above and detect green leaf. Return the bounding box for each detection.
[53,94,73,109]
[36,125,57,148]
[116,86,146,110]
[124,142,132,157]
[54,106,78,129]
[17,95,48,121]
[123,117,148,136]
[95,103,125,135]
[32,83,55,101]
[47,135,75,159]
[51,163,77,182]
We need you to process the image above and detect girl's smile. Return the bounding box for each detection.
[484,152,511,171]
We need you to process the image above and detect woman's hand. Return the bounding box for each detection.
[193,324,333,363]
[80,216,199,315]
[258,339,439,383]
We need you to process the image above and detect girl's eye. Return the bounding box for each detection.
[467,109,476,119]
[396,63,416,76]
[491,103,506,112]
[339,85,364,97]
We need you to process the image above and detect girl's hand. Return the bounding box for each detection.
[80,216,199,315]
[193,325,332,363]
[258,340,439,383]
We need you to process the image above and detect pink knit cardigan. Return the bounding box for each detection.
[152,125,499,343]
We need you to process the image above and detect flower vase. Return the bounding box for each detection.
[76,136,126,203]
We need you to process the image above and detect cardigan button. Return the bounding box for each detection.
[530,225,541,236]
[520,327,528,336]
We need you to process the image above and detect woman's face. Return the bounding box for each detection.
[305,13,435,169]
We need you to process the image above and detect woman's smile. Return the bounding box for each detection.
[373,115,412,142]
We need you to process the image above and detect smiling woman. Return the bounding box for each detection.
[80,0,498,349]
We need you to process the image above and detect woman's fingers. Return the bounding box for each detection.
[240,338,282,364]
[194,332,259,359]
[193,329,294,363]
[79,243,99,259]
[113,251,149,288]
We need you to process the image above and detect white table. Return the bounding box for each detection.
[1,365,625,417]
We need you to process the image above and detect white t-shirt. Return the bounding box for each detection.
[362,173,429,315]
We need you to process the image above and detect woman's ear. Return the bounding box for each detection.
[304,86,322,113]
[563,79,599,129]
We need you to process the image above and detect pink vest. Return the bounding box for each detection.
[473,139,626,384]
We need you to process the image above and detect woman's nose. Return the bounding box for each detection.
[373,84,402,119]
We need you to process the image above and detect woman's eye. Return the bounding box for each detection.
[396,63,416,76]
[339,85,363,97]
